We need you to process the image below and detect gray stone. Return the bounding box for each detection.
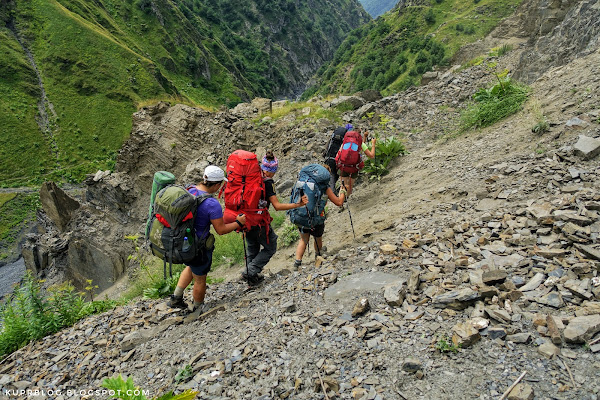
[574,244,600,261]
[452,321,481,348]
[352,298,370,317]
[573,135,600,160]
[564,314,600,343]
[534,292,565,308]
[324,272,405,301]
[487,327,507,339]
[383,280,407,307]
[402,357,423,373]
[519,273,546,292]
[507,383,534,400]
[432,288,481,310]
[482,270,508,285]
[506,333,531,344]
[537,342,560,359]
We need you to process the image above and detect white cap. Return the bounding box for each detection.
[204,165,226,182]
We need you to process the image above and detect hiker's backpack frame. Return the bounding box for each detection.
[288,164,330,229]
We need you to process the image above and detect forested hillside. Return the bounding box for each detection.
[0,0,369,187]
[359,0,399,18]
[305,0,523,98]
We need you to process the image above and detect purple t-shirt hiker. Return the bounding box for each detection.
[187,186,223,240]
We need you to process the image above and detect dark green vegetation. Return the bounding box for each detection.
[0,193,39,262]
[306,0,523,99]
[0,0,369,187]
[359,0,399,18]
[460,75,529,132]
[0,272,117,357]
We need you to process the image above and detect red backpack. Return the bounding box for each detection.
[335,131,364,173]
[221,150,272,230]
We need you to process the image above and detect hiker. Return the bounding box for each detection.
[336,127,376,197]
[289,163,346,269]
[241,151,308,285]
[167,165,246,312]
[324,123,353,193]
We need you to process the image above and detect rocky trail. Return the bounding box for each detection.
[2,38,600,400]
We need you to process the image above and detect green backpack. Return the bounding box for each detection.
[148,184,211,278]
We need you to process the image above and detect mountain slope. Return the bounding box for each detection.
[305,0,523,98]
[0,0,369,187]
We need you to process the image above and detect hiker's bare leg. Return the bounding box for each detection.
[192,274,207,304]
[176,266,193,291]
[340,176,350,195]
[295,232,311,260]
[348,177,357,196]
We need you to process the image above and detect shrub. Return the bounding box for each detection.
[363,136,407,180]
[278,222,300,247]
[0,273,116,357]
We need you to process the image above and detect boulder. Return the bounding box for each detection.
[39,182,81,232]
[573,135,600,160]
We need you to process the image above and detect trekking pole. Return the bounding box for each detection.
[342,182,356,239]
[242,230,248,280]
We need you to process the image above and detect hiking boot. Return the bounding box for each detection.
[192,303,210,314]
[338,203,345,213]
[247,274,265,286]
[241,271,264,283]
[167,295,187,309]
[293,259,302,270]
[241,271,264,286]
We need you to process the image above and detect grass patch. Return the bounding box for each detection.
[0,272,117,357]
[435,335,461,353]
[460,76,529,132]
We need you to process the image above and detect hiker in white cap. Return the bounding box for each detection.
[167,165,246,313]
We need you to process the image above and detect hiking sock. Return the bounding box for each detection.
[193,301,204,308]
[174,286,185,297]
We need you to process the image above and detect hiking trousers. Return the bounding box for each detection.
[245,225,278,276]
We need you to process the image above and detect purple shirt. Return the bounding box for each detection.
[187,186,223,239]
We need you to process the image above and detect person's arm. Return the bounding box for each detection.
[326,187,346,207]
[269,194,308,211]
[211,214,246,235]
[363,131,376,159]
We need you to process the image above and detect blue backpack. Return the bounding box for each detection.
[288,164,331,228]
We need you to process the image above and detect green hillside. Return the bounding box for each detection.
[359,0,399,18]
[0,0,369,187]
[305,0,523,98]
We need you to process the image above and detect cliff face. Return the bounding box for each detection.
[513,0,600,83]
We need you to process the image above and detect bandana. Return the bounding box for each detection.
[261,155,279,173]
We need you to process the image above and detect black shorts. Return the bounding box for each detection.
[338,170,358,178]
[298,224,325,238]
